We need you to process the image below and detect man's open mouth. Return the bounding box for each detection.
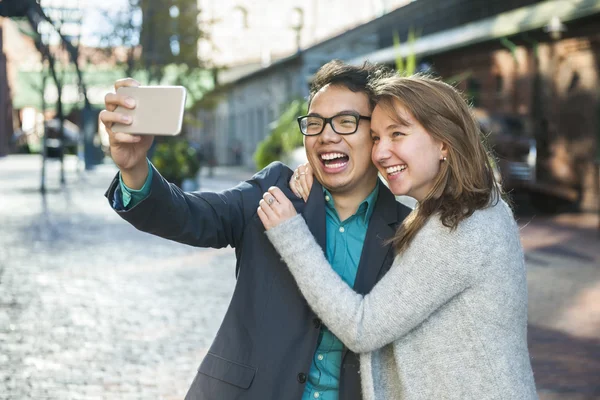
[320,152,350,169]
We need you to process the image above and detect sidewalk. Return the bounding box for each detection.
[1,154,599,399]
[518,212,600,399]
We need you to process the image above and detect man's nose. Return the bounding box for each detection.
[319,122,341,143]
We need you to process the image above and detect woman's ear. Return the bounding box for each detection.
[439,142,448,160]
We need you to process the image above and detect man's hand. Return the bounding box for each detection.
[289,162,313,202]
[258,187,298,230]
[99,78,153,189]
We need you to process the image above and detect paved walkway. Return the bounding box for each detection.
[1,155,599,399]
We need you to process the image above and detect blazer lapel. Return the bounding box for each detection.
[341,183,405,389]
[353,184,400,295]
[302,180,327,253]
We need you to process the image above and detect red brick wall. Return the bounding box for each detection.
[429,23,600,211]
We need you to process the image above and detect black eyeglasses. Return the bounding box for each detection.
[297,112,371,136]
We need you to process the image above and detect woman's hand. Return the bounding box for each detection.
[258,187,298,230]
[289,162,314,202]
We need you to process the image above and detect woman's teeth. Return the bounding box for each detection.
[386,165,406,174]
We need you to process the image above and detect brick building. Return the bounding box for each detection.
[354,0,600,211]
[194,0,599,211]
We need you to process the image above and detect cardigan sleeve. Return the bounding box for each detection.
[265,213,484,353]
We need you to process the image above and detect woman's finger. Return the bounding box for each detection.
[289,172,301,198]
[268,187,288,205]
[263,191,278,207]
[294,179,304,198]
[296,165,309,202]
[259,198,277,221]
[268,187,297,219]
[300,163,313,202]
[257,206,272,230]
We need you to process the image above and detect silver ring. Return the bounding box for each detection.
[294,174,300,181]
[267,197,274,205]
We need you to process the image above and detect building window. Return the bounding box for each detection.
[233,6,248,30]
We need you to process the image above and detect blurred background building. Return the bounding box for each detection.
[192,0,600,213]
[0,0,599,212]
[197,0,412,70]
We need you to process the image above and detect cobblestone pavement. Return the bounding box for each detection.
[0,156,236,399]
[1,155,599,399]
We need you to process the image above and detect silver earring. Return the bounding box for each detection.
[441,156,447,162]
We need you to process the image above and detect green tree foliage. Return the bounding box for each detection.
[393,28,418,76]
[254,99,307,169]
[97,0,205,85]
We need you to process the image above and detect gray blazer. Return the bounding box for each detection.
[105,162,411,400]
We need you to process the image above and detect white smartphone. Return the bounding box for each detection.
[111,86,187,136]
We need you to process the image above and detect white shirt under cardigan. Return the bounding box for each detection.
[266,199,538,400]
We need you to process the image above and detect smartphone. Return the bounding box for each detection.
[112,86,187,136]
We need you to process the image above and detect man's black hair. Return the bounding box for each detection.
[308,60,392,111]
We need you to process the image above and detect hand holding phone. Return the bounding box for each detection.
[100,80,187,188]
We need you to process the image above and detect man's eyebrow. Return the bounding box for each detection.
[307,110,360,117]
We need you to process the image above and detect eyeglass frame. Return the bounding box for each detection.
[297,112,372,136]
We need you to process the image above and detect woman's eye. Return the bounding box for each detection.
[392,131,405,138]
[371,136,380,142]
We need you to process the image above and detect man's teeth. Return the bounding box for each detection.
[327,162,347,168]
[386,165,407,174]
[321,153,347,161]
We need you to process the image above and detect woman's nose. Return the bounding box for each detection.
[372,140,392,164]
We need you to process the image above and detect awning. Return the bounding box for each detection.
[349,0,600,65]
[13,65,214,111]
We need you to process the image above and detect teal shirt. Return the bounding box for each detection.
[119,163,380,400]
[118,159,153,209]
[302,184,379,400]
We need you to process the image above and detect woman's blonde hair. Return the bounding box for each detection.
[371,74,502,253]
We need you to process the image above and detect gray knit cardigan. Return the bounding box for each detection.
[266,199,538,400]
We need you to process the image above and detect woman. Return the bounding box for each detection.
[257,75,537,399]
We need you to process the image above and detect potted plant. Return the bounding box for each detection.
[151,139,201,189]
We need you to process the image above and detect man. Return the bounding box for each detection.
[100,60,411,400]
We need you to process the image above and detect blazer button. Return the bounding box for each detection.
[313,318,322,329]
[297,373,307,383]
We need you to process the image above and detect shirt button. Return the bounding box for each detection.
[317,354,324,361]
[339,226,345,233]
[325,195,330,202]
[314,393,320,399]
[313,318,322,329]
[297,373,307,383]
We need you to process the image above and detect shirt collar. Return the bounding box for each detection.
[322,181,379,224]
